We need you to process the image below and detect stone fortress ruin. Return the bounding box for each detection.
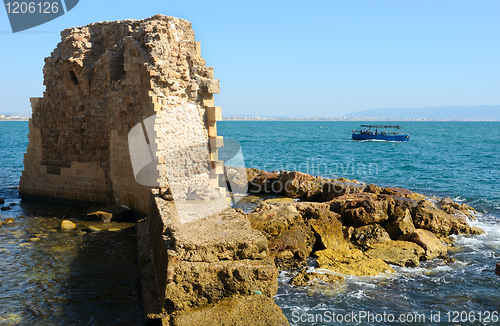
[20,15,288,325]
[20,14,225,215]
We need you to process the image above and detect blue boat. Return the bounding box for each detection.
[352,125,411,142]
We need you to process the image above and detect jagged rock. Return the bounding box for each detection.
[3,218,15,224]
[61,220,76,230]
[167,295,289,326]
[86,205,130,223]
[279,171,325,200]
[401,229,448,260]
[385,206,415,239]
[438,197,477,220]
[364,184,383,194]
[247,202,345,268]
[289,268,344,286]
[413,200,484,237]
[384,187,426,201]
[351,224,392,249]
[315,248,395,276]
[248,171,280,194]
[247,204,316,268]
[330,193,395,227]
[323,180,366,201]
[365,241,425,267]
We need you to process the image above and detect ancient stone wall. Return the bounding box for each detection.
[20,15,224,214]
[139,189,288,325]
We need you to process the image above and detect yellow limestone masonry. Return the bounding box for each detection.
[20,15,224,214]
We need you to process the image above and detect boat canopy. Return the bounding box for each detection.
[360,125,401,129]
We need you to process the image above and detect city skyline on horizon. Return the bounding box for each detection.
[2,1,500,117]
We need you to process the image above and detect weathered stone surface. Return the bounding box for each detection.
[385,206,415,239]
[20,15,226,216]
[247,202,345,268]
[289,268,344,286]
[438,197,477,220]
[413,200,484,237]
[279,171,325,200]
[247,170,280,194]
[365,240,425,267]
[384,187,426,202]
[164,258,278,311]
[247,204,316,268]
[86,205,130,223]
[351,224,392,249]
[167,208,269,262]
[309,209,349,254]
[60,220,76,230]
[330,193,395,227]
[401,229,448,260]
[167,295,289,326]
[323,180,366,201]
[315,248,395,276]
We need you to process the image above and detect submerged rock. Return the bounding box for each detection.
[289,268,344,286]
[86,205,130,223]
[1,206,12,211]
[85,226,102,233]
[60,220,76,230]
[365,240,425,267]
[3,218,15,224]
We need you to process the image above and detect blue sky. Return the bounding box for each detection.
[1,0,499,117]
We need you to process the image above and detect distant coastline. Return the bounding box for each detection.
[222,117,500,122]
[0,117,29,121]
[0,115,29,121]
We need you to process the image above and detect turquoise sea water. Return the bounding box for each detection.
[218,121,500,325]
[0,121,144,325]
[1,120,499,325]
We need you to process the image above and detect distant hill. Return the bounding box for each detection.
[347,106,500,121]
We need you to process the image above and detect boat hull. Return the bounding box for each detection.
[352,133,410,142]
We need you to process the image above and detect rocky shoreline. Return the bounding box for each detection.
[225,167,484,285]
